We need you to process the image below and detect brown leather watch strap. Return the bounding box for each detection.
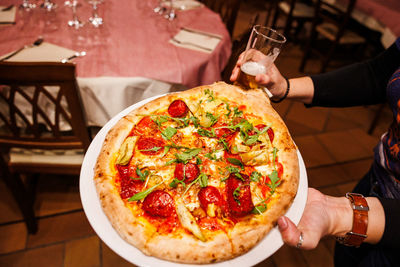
[336,193,369,247]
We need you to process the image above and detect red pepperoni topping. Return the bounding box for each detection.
[131,116,158,136]
[168,99,189,118]
[174,163,200,183]
[198,186,222,210]
[116,164,144,199]
[276,162,283,178]
[226,173,254,217]
[142,190,175,218]
[251,124,274,142]
[136,136,164,155]
[224,150,242,163]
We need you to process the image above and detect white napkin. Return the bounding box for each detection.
[0,5,16,23]
[170,28,221,53]
[164,0,203,10]
[2,42,77,62]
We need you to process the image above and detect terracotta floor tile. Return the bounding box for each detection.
[294,136,336,168]
[0,243,64,267]
[272,244,308,267]
[0,180,23,224]
[271,100,292,120]
[324,114,362,132]
[34,174,82,217]
[307,165,350,188]
[65,235,100,267]
[329,106,376,130]
[316,131,371,162]
[348,128,379,152]
[341,159,374,180]
[101,242,137,267]
[27,211,94,248]
[318,185,342,197]
[0,223,27,254]
[301,242,334,267]
[254,256,276,267]
[286,102,329,132]
[286,119,321,137]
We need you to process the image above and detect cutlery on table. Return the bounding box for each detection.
[181,27,222,40]
[0,38,44,61]
[171,37,213,52]
[61,51,86,63]
[1,5,14,11]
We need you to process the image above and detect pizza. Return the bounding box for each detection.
[94,82,299,264]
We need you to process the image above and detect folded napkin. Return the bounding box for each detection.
[2,42,77,62]
[164,0,203,10]
[170,28,221,53]
[0,5,16,23]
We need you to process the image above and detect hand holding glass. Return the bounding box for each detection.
[236,26,286,90]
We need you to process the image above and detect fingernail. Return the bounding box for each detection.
[277,217,288,231]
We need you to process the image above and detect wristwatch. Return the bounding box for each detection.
[336,193,369,247]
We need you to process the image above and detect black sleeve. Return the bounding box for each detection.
[377,198,400,249]
[308,42,400,107]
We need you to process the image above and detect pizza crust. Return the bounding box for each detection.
[94,82,300,264]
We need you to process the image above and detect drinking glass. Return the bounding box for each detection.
[65,0,84,29]
[20,0,36,10]
[41,0,57,11]
[164,0,176,21]
[236,25,286,90]
[87,0,103,27]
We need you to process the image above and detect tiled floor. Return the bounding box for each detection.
[0,1,391,267]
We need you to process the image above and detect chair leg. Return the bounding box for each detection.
[1,170,38,234]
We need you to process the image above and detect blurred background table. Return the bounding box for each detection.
[0,0,231,126]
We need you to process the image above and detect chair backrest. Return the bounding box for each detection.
[0,62,91,152]
[313,0,357,42]
[200,0,241,36]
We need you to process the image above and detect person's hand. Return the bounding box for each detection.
[277,188,334,249]
[229,52,288,100]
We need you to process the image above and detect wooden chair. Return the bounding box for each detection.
[299,0,366,73]
[270,0,315,41]
[199,0,241,37]
[0,62,91,234]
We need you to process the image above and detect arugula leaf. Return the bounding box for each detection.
[195,156,202,165]
[165,159,177,166]
[197,128,216,137]
[161,126,177,140]
[198,173,208,187]
[189,116,200,128]
[135,167,149,181]
[225,165,244,181]
[250,171,262,182]
[266,170,281,193]
[205,112,219,127]
[252,204,267,214]
[175,148,202,163]
[169,178,186,188]
[204,88,215,102]
[233,186,241,205]
[128,182,163,201]
[218,138,229,151]
[233,107,243,117]
[243,126,268,146]
[139,146,162,152]
[223,101,231,118]
[152,115,169,127]
[272,147,279,169]
[227,157,244,169]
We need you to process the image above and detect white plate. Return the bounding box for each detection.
[80,95,308,267]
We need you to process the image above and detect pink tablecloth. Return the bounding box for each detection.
[0,0,231,88]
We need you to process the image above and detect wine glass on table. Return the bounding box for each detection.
[41,0,57,11]
[87,0,103,27]
[236,25,286,95]
[65,0,84,29]
[20,0,36,10]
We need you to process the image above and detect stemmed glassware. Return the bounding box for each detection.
[41,0,57,11]
[65,0,84,29]
[153,0,176,21]
[20,0,36,10]
[87,0,103,27]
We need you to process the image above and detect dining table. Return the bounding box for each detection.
[0,0,232,127]
[332,0,399,48]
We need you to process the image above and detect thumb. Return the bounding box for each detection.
[277,216,303,248]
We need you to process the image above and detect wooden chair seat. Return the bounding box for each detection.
[316,22,365,44]
[278,1,314,18]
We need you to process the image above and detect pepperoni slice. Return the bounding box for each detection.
[142,190,175,217]
[174,163,200,183]
[226,173,254,217]
[276,162,283,178]
[253,124,274,142]
[168,99,189,118]
[116,164,144,199]
[136,136,164,155]
[131,116,158,136]
[198,186,222,210]
[213,123,236,140]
